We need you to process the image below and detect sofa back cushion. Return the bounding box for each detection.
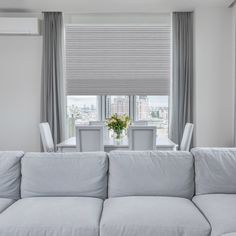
[21,152,108,199]
[192,148,236,195]
[108,151,194,199]
[0,151,24,199]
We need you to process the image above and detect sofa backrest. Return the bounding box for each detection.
[192,148,236,195]
[108,151,194,199]
[0,151,24,200]
[21,152,108,199]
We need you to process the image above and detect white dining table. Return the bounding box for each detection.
[57,135,177,152]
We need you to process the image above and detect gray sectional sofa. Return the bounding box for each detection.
[0,148,235,236]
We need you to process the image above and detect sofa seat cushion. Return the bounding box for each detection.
[193,194,236,236]
[100,196,211,236]
[0,198,14,213]
[0,197,103,236]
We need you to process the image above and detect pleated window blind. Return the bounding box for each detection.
[65,25,171,95]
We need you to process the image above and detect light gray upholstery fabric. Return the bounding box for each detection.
[108,151,194,199]
[192,148,236,195]
[0,197,103,236]
[193,194,236,236]
[0,151,24,199]
[100,196,211,236]
[222,233,236,236]
[21,152,108,199]
[0,198,15,213]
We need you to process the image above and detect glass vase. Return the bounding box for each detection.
[112,130,124,144]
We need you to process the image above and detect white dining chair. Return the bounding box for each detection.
[39,122,55,152]
[89,121,105,126]
[128,126,157,151]
[132,120,149,126]
[180,123,194,151]
[89,121,109,139]
[76,125,104,152]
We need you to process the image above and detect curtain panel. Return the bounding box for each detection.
[169,12,194,146]
[41,12,65,148]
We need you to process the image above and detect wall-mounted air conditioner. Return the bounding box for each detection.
[0,17,40,35]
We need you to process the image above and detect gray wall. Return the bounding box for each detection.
[0,35,42,151]
[194,7,234,147]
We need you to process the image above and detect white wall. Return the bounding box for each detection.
[0,35,42,151]
[194,7,234,147]
[0,9,234,151]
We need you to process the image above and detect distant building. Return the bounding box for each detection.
[110,96,129,116]
[136,96,149,120]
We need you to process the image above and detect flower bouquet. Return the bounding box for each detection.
[106,114,131,140]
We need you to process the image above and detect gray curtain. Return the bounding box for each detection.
[41,12,65,148]
[169,12,193,147]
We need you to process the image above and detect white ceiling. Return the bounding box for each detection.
[0,0,233,13]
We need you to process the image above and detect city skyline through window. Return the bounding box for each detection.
[106,96,129,118]
[66,95,168,137]
[135,96,168,135]
[67,96,99,137]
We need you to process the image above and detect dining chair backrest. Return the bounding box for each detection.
[132,120,149,126]
[76,125,104,152]
[75,121,89,125]
[128,126,157,151]
[39,122,54,152]
[180,123,194,151]
[89,121,105,126]
[89,121,109,139]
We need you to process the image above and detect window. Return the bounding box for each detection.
[135,96,168,135]
[66,96,100,137]
[66,95,169,137]
[105,96,129,118]
[65,17,171,137]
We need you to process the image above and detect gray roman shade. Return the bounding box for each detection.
[65,25,171,95]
